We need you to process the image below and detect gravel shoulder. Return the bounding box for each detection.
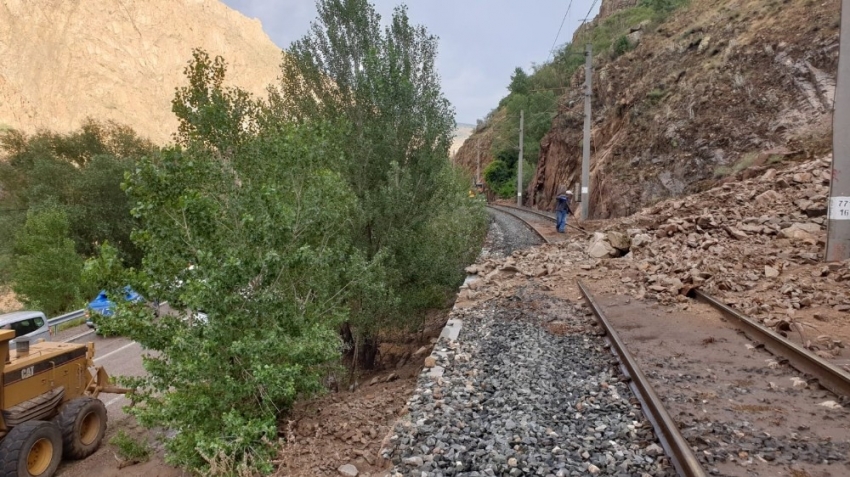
[485,208,546,255]
[381,286,676,476]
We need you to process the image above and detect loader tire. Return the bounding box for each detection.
[0,420,63,477]
[53,397,107,460]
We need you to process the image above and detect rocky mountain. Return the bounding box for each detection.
[0,0,282,145]
[456,0,840,218]
[450,123,475,157]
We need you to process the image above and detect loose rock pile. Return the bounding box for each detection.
[382,291,676,476]
[466,156,849,354]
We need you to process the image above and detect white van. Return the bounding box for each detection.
[0,311,51,349]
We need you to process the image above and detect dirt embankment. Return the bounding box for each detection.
[0,287,21,313]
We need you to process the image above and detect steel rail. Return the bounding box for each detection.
[496,203,590,236]
[578,281,707,477]
[691,289,850,398]
[486,205,550,244]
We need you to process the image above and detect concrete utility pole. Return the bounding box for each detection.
[518,109,524,206]
[476,139,481,187]
[581,43,592,220]
[826,0,850,261]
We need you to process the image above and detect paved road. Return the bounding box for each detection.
[59,327,143,420]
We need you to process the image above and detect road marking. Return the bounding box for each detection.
[104,395,125,408]
[63,329,96,343]
[94,341,138,363]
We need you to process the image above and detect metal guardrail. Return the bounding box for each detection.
[47,309,86,333]
[578,280,708,477]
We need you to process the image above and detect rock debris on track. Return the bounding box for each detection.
[381,289,675,476]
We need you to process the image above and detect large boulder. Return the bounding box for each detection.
[632,233,653,248]
[780,223,819,244]
[586,233,619,259]
[607,231,631,252]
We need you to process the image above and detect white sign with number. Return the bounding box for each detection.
[829,197,850,220]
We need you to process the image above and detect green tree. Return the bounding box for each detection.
[492,91,556,166]
[104,51,364,472]
[0,121,154,277]
[277,0,485,368]
[67,155,141,264]
[12,206,83,315]
[508,67,530,96]
[483,159,515,198]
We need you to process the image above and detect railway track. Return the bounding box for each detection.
[485,204,550,244]
[494,202,850,476]
[578,281,707,477]
[580,282,850,477]
[389,203,850,476]
[492,203,590,236]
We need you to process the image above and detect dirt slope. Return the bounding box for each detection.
[0,0,282,145]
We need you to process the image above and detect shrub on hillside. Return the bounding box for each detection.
[12,206,83,315]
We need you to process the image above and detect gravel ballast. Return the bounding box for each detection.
[485,208,544,256]
[382,289,676,476]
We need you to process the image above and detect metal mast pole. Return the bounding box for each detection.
[518,109,524,206]
[581,43,592,220]
[827,0,850,261]
[476,140,481,186]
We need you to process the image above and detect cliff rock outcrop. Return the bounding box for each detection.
[453,129,491,181]
[527,0,838,217]
[0,0,282,144]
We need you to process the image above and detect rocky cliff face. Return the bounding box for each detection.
[527,0,839,217]
[0,0,282,144]
[453,125,493,183]
[598,0,639,21]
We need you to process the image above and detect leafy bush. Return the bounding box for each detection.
[647,89,667,103]
[483,155,534,200]
[110,430,151,463]
[484,160,515,198]
[641,0,689,14]
[12,206,83,315]
[613,35,633,57]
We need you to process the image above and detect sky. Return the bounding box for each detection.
[220,0,601,125]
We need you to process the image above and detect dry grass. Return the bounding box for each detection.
[0,286,22,314]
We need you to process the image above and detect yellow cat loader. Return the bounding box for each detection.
[0,330,128,477]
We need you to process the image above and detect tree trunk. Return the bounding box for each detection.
[355,334,379,370]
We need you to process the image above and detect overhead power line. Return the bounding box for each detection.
[583,0,602,24]
[547,0,575,62]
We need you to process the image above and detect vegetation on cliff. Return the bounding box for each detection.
[475,0,688,198]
